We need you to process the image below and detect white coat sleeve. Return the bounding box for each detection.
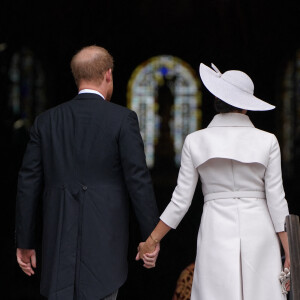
[265,135,289,232]
[160,135,199,229]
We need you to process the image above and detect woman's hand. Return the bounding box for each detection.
[278,232,290,292]
[284,255,291,292]
[136,240,160,268]
[137,241,154,257]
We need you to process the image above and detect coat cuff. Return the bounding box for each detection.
[159,201,183,229]
[273,219,288,233]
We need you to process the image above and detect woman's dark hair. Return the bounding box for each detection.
[214,97,243,113]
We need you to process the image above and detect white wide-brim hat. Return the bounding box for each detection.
[199,63,275,111]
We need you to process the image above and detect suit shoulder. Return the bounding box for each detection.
[34,101,73,122]
[105,101,133,116]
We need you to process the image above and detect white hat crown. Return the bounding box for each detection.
[222,71,254,94]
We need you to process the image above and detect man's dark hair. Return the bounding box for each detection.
[214,97,243,113]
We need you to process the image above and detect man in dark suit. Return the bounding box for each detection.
[15,45,160,300]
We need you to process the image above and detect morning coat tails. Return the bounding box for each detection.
[15,93,159,300]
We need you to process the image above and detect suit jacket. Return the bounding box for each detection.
[160,112,289,232]
[15,93,159,300]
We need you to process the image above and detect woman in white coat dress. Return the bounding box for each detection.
[137,63,290,300]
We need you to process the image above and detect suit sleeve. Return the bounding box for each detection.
[265,135,289,232]
[119,111,159,239]
[160,135,199,229]
[15,117,43,248]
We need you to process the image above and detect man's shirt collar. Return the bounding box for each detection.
[79,89,105,100]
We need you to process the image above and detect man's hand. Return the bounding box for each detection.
[135,242,160,269]
[16,248,36,276]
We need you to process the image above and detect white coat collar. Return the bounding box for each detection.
[188,112,273,169]
[208,113,254,128]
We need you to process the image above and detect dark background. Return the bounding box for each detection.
[1,0,300,299]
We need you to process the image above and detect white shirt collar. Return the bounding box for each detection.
[78,89,105,100]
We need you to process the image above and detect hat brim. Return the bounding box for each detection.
[199,63,275,111]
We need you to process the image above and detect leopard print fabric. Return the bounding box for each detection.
[172,263,195,300]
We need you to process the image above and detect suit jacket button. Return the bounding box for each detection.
[82,186,87,191]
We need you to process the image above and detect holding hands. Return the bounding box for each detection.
[135,221,171,269]
[136,235,160,268]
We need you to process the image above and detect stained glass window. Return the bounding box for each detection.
[127,55,201,168]
[8,47,47,129]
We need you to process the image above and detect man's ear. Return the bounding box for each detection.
[105,68,112,83]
